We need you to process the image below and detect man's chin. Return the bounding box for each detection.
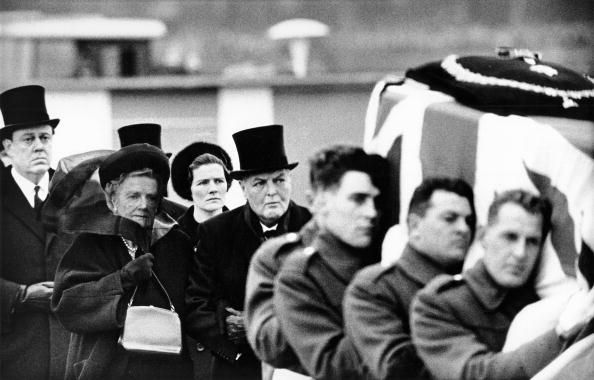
[29,163,50,173]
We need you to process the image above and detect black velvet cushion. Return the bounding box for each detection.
[406,54,594,121]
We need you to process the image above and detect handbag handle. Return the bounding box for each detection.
[127,270,176,312]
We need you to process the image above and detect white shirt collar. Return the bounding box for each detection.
[11,168,50,207]
[260,222,278,232]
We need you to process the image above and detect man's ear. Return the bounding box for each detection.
[312,190,330,215]
[407,213,421,232]
[1,138,12,153]
[477,225,488,248]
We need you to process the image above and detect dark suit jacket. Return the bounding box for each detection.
[185,201,311,380]
[0,166,69,380]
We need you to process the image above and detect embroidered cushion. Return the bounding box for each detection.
[406,54,594,121]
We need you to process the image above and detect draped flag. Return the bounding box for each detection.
[365,78,594,297]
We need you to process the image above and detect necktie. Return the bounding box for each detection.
[33,185,43,213]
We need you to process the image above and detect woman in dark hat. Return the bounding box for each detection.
[171,141,233,243]
[171,142,232,380]
[52,143,194,380]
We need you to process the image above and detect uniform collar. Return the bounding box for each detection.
[312,229,365,283]
[464,260,508,311]
[11,167,49,206]
[396,244,458,286]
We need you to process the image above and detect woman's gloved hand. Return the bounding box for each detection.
[121,253,154,287]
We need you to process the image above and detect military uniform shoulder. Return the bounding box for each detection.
[281,244,319,273]
[352,262,394,285]
[258,232,304,254]
[423,273,465,295]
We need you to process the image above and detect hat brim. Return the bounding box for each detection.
[171,142,233,201]
[99,144,170,189]
[230,162,298,180]
[1,118,60,141]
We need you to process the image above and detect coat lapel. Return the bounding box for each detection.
[2,169,46,241]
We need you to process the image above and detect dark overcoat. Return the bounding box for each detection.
[52,216,194,380]
[343,244,451,380]
[273,230,369,380]
[0,166,69,380]
[411,260,564,380]
[185,201,311,380]
[177,205,228,380]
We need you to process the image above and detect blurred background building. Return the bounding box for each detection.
[1,0,592,206]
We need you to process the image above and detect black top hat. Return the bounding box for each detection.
[0,85,60,140]
[230,124,298,179]
[117,123,171,157]
[171,141,233,201]
[99,143,170,189]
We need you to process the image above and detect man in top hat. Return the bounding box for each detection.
[185,124,312,380]
[0,85,69,380]
[117,122,187,219]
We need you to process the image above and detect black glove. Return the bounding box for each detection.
[121,253,154,288]
[17,281,54,313]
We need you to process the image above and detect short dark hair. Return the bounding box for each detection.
[308,145,388,192]
[408,177,477,237]
[188,153,231,190]
[487,189,552,241]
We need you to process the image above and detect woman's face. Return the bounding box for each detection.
[191,163,227,213]
[112,175,160,228]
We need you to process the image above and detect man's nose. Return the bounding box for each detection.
[265,180,278,195]
[362,198,378,219]
[511,240,528,260]
[455,218,470,235]
[32,136,45,150]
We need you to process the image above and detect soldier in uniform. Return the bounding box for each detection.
[411,189,594,380]
[343,177,476,380]
[245,146,374,379]
[271,145,388,380]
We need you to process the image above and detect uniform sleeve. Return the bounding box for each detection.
[185,223,240,362]
[343,268,429,380]
[52,234,127,333]
[274,257,362,380]
[411,289,564,380]
[244,240,302,370]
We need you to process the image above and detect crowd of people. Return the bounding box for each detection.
[1,84,594,380]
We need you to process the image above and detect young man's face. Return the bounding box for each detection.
[2,125,53,182]
[481,202,543,288]
[240,169,292,227]
[318,170,379,249]
[409,190,473,267]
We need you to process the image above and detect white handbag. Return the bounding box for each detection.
[118,271,182,355]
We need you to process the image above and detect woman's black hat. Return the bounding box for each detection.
[117,123,171,157]
[230,124,298,179]
[171,141,233,201]
[99,143,170,189]
[0,85,60,140]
